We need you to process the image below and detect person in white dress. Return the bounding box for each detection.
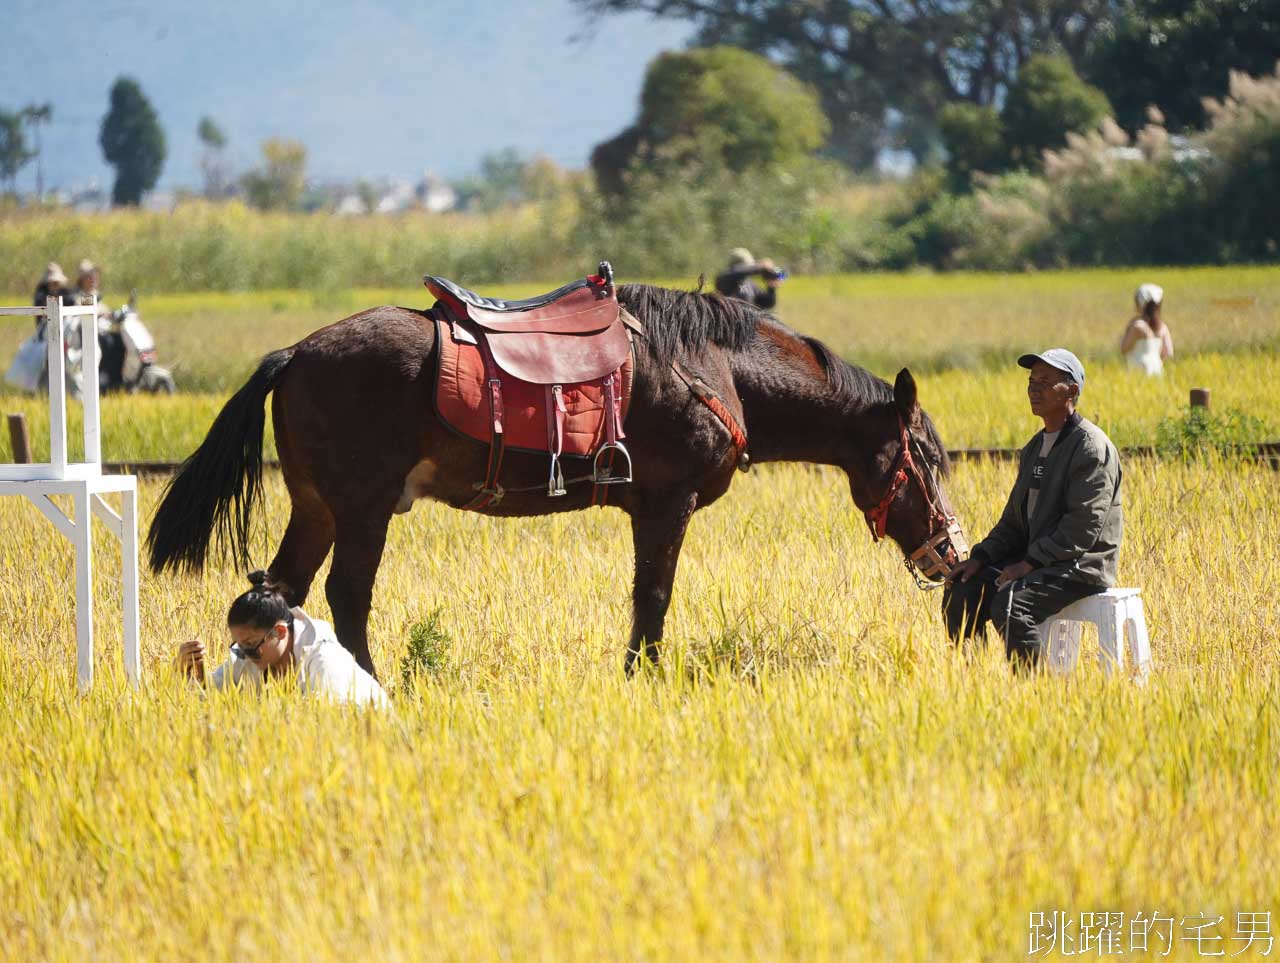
[176,570,390,708]
[1120,283,1174,376]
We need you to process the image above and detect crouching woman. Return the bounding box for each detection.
[177,570,390,708]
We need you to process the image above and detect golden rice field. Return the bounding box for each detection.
[1,458,1278,960]
[1,268,1278,960]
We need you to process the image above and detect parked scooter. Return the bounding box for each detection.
[98,293,176,394]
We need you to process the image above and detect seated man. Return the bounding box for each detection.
[943,349,1123,668]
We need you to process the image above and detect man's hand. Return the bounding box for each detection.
[995,560,1034,588]
[946,558,984,583]
[176,640,206,683]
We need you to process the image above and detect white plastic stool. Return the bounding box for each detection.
[1039,588,1152,681]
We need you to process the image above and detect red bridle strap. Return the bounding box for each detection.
[863,418,949,542]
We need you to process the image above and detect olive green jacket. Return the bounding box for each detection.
[971,413,1123,587]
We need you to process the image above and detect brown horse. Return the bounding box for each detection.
[148,284,966,674]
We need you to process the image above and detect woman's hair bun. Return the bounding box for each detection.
[229,569,294,630]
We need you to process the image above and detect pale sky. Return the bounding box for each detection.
[1,0,694,192]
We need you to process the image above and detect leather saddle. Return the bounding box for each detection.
[427,261,640,509]
[424,268,632,385]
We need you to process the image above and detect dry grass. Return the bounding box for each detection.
[1,268,1278,959]
[0,456,1277,960]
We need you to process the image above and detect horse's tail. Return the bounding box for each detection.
[147,348,296,574]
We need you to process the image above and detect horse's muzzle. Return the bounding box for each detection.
[907,519,970,588]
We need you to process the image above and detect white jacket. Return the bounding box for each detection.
[209,607,390,708]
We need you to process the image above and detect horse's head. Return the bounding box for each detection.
[849,368,968,588]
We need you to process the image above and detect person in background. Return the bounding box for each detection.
[176,570,391,708]
[32,262,73,321]
[714,247,785,310]
[72,259,109,314]
[943,349,1123,669]
[75,258,125,384]
[1120,283,1173,376]
[28,262,85,396]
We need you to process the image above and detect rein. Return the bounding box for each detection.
[864,417,968,590]
[671,360,749,468]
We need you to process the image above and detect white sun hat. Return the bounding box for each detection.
[1135,283,1164,308]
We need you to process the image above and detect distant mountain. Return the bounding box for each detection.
[0,0,692,194]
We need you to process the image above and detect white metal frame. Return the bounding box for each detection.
[1,297,140,690]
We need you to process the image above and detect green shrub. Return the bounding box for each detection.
[1048,151,1205,266]
[1202,66,1280,261]
[900,172,1053,270]
[939,103,1006,187]
[1155,406,1270,458]
[1002,56,1112,170]
[400,610,452,689]
[575,156,854,277]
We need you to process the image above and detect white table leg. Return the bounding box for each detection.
[121,486,140,686]
[73,484,94,691]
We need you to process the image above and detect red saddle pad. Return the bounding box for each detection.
[434,318,632,457]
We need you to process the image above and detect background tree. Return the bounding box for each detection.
[941,55,1110,183]
[197,115,230,198]
[20,103,52,199]
[1002,55,1112,168]
[576,0,1116,167]
[99,77,166,205]
[591,47,828,194]
[241,138,308,210]
[356,179,381,214]
[454,149,573,211]
[0,110,34,196]
[456,148,532,211]
[939,104,1008,187]
[1086,0,1280,131]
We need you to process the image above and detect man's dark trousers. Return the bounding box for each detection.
[943,565,1098,666]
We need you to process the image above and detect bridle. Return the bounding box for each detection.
[863,417,969,590]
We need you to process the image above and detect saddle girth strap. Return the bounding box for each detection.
[462,335,507,511]
[670,361,748,461]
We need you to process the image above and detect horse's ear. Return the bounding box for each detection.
[894,368,921,426]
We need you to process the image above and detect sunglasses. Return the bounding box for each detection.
[230,632,274,661]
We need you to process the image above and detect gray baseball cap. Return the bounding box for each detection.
[1018,348,1085,389]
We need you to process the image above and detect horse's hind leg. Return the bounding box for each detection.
[625,491,699,674]
[325,506,394,676]
[268,489,335,607]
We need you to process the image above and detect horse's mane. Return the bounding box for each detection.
[805,336,952,475]
[618,283,759,365]
[801,335,893,407]
[617,282,950,474]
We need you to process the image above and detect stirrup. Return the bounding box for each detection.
[592,441,633,485]
[547,453,567,497]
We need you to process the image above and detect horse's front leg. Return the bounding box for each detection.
[626,491,698,674]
